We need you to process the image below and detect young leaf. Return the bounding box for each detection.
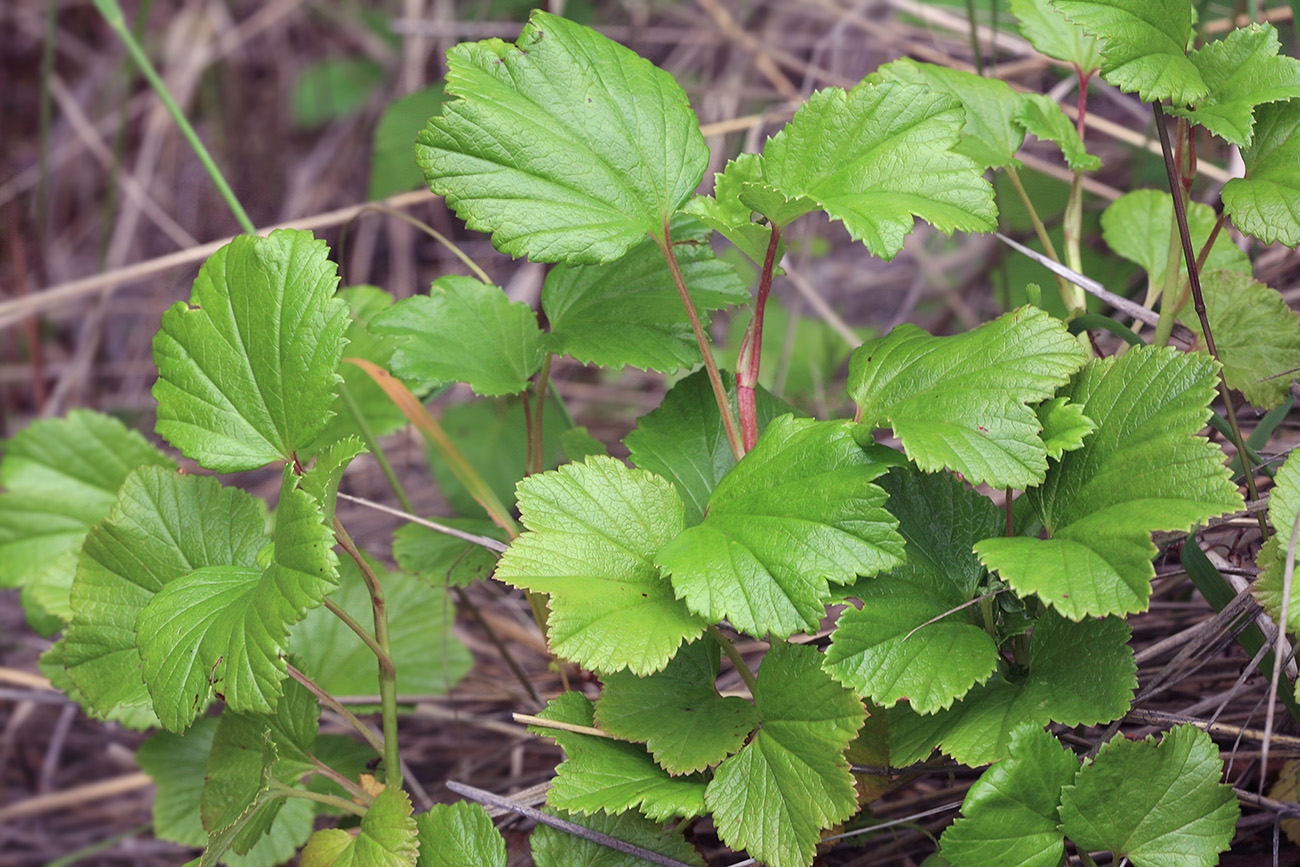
[1009,0,1102,72]
[0,410,174,616]
[533,692,708,821]
[1058,725,1238,866]
[392,519,502,588]
[825,468,1002,713]
[416,10,708,262]
[136,468,339,730]
[595,635,760,775]
[153,229,349,472]
[886,612,1135,766]
[541,218,748,372]
[656,416,905,639]
[1036,397,1096,459]
[1184,270,1300,409]
[1254,449,1300,634]
[300,786,419,867]
[707,644,864,867]
[681,153,786,266]
[1100,190,1249,297]
[530,809,706,867]
[939,723,1079,867]
[849,306,1088,489]
[63,468,266,718]
[1166,24,1300,147]
[371,276,543,397]
[1014,93,1102,171]
[975,346,1244,619]
[415,802,506,867]
[1222,99,1300,247]
[742,80,996,258]
[624,369,800,526]
[303,437,365,524]
[494,456,706,674]
[1051,0,1205,105]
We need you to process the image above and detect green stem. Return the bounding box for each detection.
[286,662,386,756]
[1151,194,1186,346]
[267,778,367,818]
[1151,102,1266,535]
[339,380,414,514]
[1062,170,1087,319]
[93,0,255,235]
[656,227,743,461]
[312,755,374,805]
[706,624,758,694]
[353,204,492,285]
[1004,167,1074,308]
[322,596,391,673]
[1076,849,1100,867]
[965,0,985,75]
[334,518,403,789]
[528,353,554,476]
[737,224,783,452]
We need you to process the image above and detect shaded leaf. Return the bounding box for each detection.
[392,519,502,589]
[1254,449,1300,635]
[530,809,705,867]
[370,85,445,200]
[1222,99,1300,247]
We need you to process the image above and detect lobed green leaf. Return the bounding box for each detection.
[415,802,506,867]
[300,786,418,867]
[1222,98,1300,247]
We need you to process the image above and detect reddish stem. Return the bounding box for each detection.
[737,224,783,453]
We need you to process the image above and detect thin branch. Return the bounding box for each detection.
[514,713,620,739]
[335,492,508,553]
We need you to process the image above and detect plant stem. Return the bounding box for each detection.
[322,596,391,673]
[339,380,414,514]
[655,227,743,461]
[312,755,374,805]
[528,353,554,476]
[286,663,386,756]
[267,778,367,818]
[1151,102,1266,534]
[454,585,544,709]
[1076,850,1100,867]
[737,224,783,452]
[93,0,255,235]
[707,624,758,694]
[351,204,492,284]
[333,517,403,790]
[964,0,985,75]
[1062,170,1087,319]
[1003,166,1074,309]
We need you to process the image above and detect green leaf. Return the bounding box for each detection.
[0,410,173,613]
[744,79,996,258]
[495,456,705,674]
[1036,396,1096,459]
[976,346,1244,619]
[681,153,786,265]
[657,416,905,639]
[541,218,748,372]
[292,555,472,702]
[416,10,708,262]
[1167,24,1300,147]
[1100,190,1249,299]
[415,802,506,867]
[871,59,1028,169]
[293,57,383,127]
[625,369,800,526]
[595,635,760,774]
[303,437,366,524]
[849,306,1088,488]
[1255,449,1300,634]
[707,644,864,867]
[1222,99,1300,247]
[153,229,349,472]
[1051,0,1205,105]
[137,718,315,867]
[392,519,502,588]
[63,468,266,718]
[825,468,1002,713]
[1009,0,1102,72]
[136,468,339,730]
[372,276,543,397]
[887,612,1135,766]
[1184,270,1300,409]
[560,427,607,462]
[530,809,705,867]
[1015,93,1102,171]
[939,724,1079,867]
[1059,725,1238,867]
[370,84,445,200]
[301,786,419,867]
[533,692,708,821]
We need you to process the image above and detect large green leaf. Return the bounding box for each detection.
[1058,726,1238,867]
[595,635,759,775]
[825,468,1002,713]
[533,691,708,821]
[1222,99,1300,247]
[736,79,996,258]
[976,346,1244,619]
[886,612,1135,766]
[939,724,1079,867]
[62,468,266,717]
[1254,449,1300,635]
[656,416,905,639]
[415,802,506,867]
[136,468,339,730]
[300,786,418,867]
[494,456,705,674]
[530,809,705,867]
[1184,270,1300,409]
[1167,24,1300,147]
[624,369,799,526]
[541,218,748,372]
[415,10,708,263]
[849,306,1088,489]
[153,229,349,472]
[1051,0,1205,105]
[706,644,864,867]
[1010,0,1102,72]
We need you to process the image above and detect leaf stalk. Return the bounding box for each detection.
[737,224,783,452]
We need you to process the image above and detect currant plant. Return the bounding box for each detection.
[5,2,1300,866]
